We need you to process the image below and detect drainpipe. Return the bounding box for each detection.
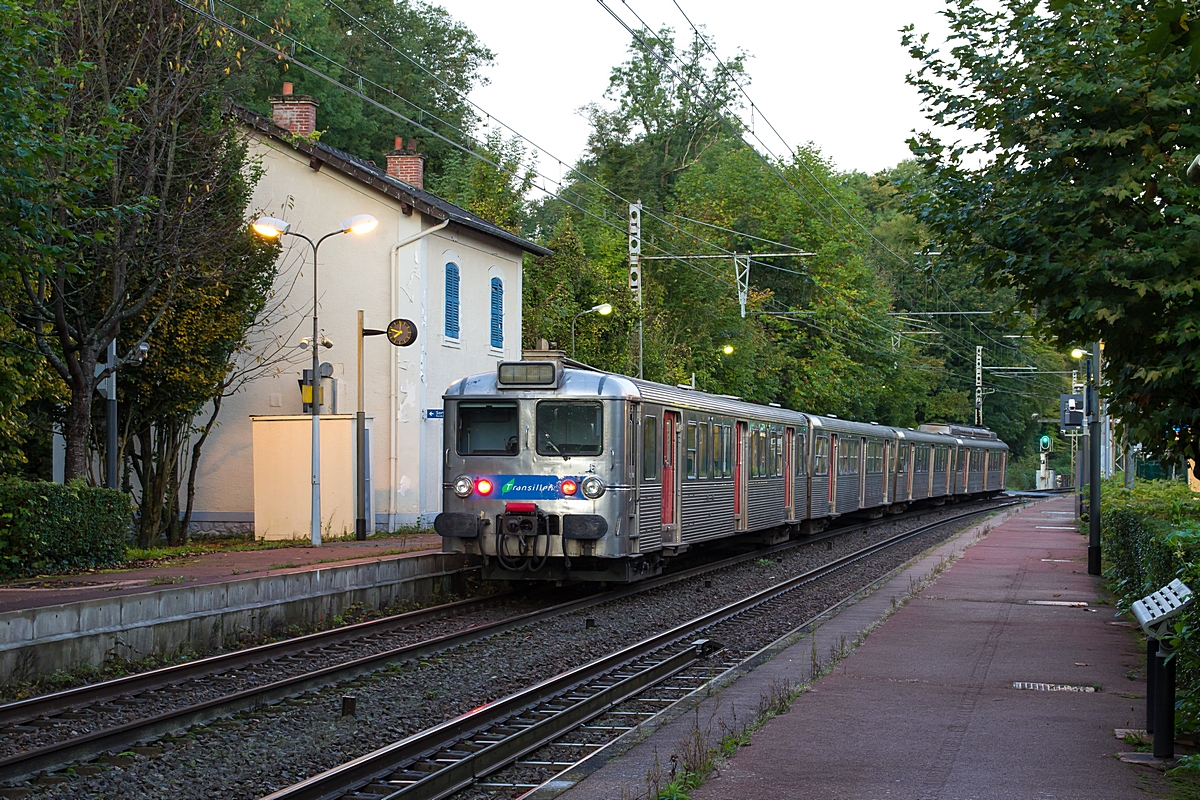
[389,217,450,524]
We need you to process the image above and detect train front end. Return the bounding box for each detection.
[433,358,648,583]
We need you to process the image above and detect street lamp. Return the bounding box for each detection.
[253,213,378,546]
[722,344,735,355]
[571,303,612,358]
[1070,344,1103,575]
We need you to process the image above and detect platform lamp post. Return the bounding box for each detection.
[571,303,612,359]
[1072,345,1102,575]
[252,214,379,546]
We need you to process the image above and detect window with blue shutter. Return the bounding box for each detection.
[445,263,460,340]
[489,277,503,349]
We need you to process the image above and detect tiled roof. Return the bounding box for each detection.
[234,105,551,257]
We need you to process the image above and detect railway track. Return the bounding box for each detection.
[0,498,1014,790]
[262,500,1019,800]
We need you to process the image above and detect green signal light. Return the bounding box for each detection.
[1039,435,1051,450]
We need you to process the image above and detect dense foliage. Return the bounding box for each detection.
[906,0,1200,470]
[0,479,131,578]
[1100,479,1200,731]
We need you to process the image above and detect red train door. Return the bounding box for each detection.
[735,421,748,530]
[784,427,794,519]
[662,412,679,536]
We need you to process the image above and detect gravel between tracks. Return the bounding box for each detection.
[2,503,1007,800]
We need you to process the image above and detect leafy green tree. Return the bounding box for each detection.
[906,0,1200,469]
[222,0,493,175]
[10,0,267,483]
[428,130,533,234]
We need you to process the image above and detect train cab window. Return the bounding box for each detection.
[456,402,519,456]
[686,422,698,479]
[642,416,658,481]
[536,401,603,456]
[813,436,830,476]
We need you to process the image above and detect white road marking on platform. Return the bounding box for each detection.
[1027,600,1088,607]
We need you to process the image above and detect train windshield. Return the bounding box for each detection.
[536,401,603,457]
[456,402,519,456]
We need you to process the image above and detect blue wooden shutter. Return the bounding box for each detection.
[445,263,460,339]
[489,277,503,349]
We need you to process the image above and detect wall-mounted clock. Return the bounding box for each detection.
[386,318,418,347]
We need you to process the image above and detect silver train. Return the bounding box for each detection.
[433,353,1009,583]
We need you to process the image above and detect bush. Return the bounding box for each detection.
[0,479,132,578]
[1101,479,1200,732]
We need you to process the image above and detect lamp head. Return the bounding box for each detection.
[594,303,613,316]
[342,214,379,235]
[1070,348,1087,359]
[252,216,291,238]
[722,344,735,355]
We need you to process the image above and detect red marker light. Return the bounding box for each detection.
[475,478,494,496]
[506,502,537,514]
[561,479,578,496]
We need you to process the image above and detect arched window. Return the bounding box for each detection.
[445,263,460,340]
[489,277,503,349]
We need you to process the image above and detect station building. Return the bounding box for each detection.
[187,85,549,537]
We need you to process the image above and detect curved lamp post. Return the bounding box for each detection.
[571,303,612,358]
[253,214,378,546]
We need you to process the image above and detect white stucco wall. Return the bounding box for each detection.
[189,130,525,534]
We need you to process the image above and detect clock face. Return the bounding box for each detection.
[386,317,417,347]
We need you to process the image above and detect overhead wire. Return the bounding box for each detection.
[638,0,1022,353]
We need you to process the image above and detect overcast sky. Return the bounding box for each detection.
[434,0,956,184]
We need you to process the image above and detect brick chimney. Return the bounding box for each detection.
[269,82,319,137]
[386,138,426,190]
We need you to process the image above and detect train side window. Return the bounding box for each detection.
[796,430,806,476]
[813,436,829,476]
[773,430,783,477]
[705,424,715,474]
[686,422,698,479]
[897,443,907,473]
[643,416,657,481]
[698,423,709,479]
[722,425,733,477]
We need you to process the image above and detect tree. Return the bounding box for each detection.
[428,130,533,235]
[9,0,268,481]
[905,0,1200,469]
[223,0,494,174]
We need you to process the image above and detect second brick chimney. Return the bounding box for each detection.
[270,82,319,137]
[387,138,426,190]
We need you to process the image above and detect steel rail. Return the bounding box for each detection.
[263,500,1019,800]
[0,593,512,729]
[0,497,1010,784]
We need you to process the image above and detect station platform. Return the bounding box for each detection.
[0,534,442,615]
[558,496,1166,800]
[0,535,477,684]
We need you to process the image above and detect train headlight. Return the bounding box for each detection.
[453,476,474,498]
[581,476,606,499]
[561,479,578,496]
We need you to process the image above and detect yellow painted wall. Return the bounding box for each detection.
[251,415,356,540]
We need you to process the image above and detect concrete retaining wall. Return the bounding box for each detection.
[0,552,478,684]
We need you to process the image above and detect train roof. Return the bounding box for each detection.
[443,355,1006,450]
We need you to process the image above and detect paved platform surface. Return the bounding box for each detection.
[0,535,442,614]
[560,496,1165,800]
